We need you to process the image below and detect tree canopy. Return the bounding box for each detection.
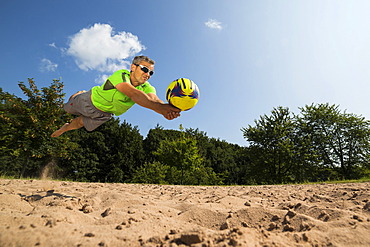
[242,104,370,184]
[1,79,369,184]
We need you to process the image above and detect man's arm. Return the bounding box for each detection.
[147,93,164,103]
[115,82,180,120]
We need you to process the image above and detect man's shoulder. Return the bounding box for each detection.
[108,70,131,85]
[111,69,130,76]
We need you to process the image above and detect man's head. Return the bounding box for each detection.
[130,55,155,86]
[132,55,155,66]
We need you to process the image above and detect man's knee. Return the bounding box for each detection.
[77,117,84,127]
[71,117,84,128]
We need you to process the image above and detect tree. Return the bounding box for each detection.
[242,107,299,184]
[0,79,74,177]
[180,128,246,185]
[153,129,221,185]
[60,118,145,182]
[143,126,245,185]
[0,88,23,175]
[242,103,370,184]
[130,161,170,184]
[298,103,370,179]
[143,125,182,162]
[201,138,244,184]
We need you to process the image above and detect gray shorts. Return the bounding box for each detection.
[63,90,113,131]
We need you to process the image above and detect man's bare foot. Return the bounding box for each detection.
[51,123,70,137]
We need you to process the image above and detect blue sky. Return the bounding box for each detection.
[1,0,370,146]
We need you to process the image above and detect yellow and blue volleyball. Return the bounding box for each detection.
[166,78,200,111]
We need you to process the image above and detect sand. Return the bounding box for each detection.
[0,179,369,247]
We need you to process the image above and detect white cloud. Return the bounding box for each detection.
[48,43,57,49]
[66,23,145,72]
[95,74,110,84]
[40,58,58,72]
[205,19,223,30]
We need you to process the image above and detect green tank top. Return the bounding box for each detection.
[91,69,156,116]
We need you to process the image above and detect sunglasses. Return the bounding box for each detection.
[134,64,154,76]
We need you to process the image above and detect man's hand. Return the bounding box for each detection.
[160,104,181,120]
[166,111,181,120]
[147,93,181,119]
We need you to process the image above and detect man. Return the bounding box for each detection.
[51,55,181,137]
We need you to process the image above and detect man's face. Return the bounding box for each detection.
[130,61,154,87]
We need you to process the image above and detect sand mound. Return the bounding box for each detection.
[0,179,369,246]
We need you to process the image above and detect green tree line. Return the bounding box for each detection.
[1,79,369,184]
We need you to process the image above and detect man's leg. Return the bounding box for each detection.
[51,116,84,137]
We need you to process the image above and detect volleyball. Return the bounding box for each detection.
[166,78,200,111]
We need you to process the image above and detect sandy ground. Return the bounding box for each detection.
[0,179,369,247]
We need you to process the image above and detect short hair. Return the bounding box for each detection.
[132,55,155,65]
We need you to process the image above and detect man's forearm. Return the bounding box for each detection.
[130,91,163,113]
